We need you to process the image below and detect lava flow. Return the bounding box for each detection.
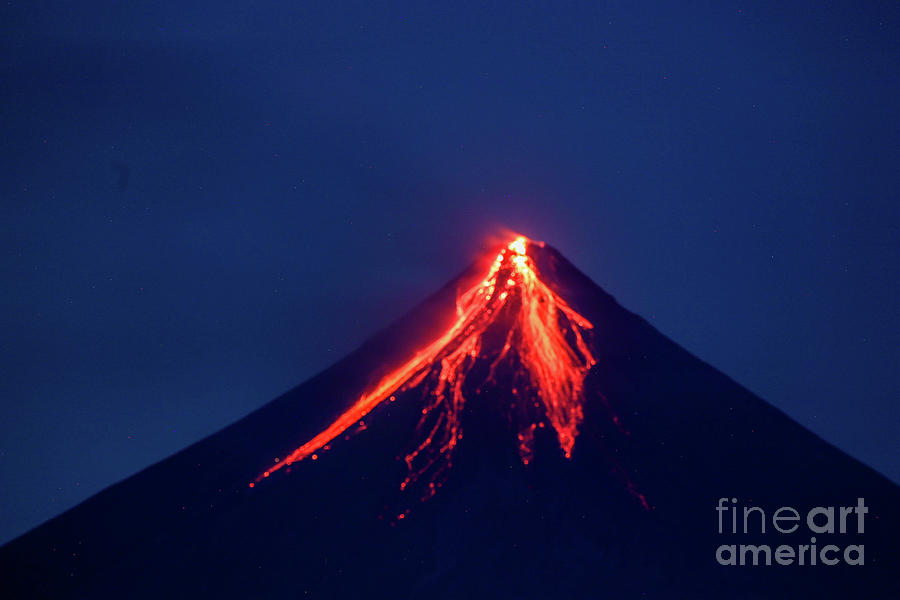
[254,235,598,495]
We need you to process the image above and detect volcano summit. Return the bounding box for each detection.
[253,236,641,509]
[2,236,897,599]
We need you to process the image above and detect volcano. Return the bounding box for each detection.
[2,236,897,599]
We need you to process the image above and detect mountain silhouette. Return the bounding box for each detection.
[2,237,897,599]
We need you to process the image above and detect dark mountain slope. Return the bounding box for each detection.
[2,241,897,599]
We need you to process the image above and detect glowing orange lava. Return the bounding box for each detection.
[254,235,598,496]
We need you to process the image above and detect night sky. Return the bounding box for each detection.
[2,2,897,544]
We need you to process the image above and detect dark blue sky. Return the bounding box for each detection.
[2,1,897,544]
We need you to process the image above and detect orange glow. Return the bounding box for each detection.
[255,235,598,495]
